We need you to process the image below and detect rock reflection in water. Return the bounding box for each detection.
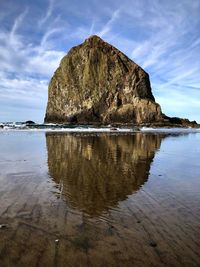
[46,133,162,216]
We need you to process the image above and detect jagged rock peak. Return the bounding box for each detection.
[84,35,116,48]
[45,35,163,124]
[83,35,143,69]
[85,35,104,42]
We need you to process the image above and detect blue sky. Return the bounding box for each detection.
[0,0,200,123]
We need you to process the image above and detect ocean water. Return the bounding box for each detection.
[1,122,200,133]
[0,131,199,267]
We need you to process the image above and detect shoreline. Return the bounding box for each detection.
[0,125,200,134]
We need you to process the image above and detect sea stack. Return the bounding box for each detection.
[44,35,163,124]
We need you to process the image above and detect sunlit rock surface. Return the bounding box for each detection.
[45,35,163,124]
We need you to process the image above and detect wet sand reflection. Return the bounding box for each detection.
[0,132,199,267]
[46,133,162,216]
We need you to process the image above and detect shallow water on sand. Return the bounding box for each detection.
[0,132,200,267]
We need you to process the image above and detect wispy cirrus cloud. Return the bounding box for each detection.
[9,7,28,44]
[38,0,54,27]
[97,9,121,37]
[0,3,65,121]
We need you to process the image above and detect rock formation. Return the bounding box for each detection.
[45,35,163,125]
[44,35,198,127]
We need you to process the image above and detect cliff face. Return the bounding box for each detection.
[45,35,163,124]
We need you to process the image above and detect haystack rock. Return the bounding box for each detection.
[44,35,197,126]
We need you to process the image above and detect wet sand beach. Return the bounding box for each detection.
[0,132,200,267]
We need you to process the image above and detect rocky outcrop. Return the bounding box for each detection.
[45,35,163,125]
[44,35,199,127]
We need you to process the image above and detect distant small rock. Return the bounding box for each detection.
[25,120,35,125]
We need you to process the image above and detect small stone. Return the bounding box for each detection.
[55,239,59,243]
[0,224,8,229]
[25,120,35,125]
[149,241,157,247]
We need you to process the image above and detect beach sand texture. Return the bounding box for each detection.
[0,132,200,267]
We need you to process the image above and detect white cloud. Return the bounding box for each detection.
[0,4,66,121]
[0,13,65,77]
[0,73,47,103]
[27,50,65,76]
[0,74,48,122]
